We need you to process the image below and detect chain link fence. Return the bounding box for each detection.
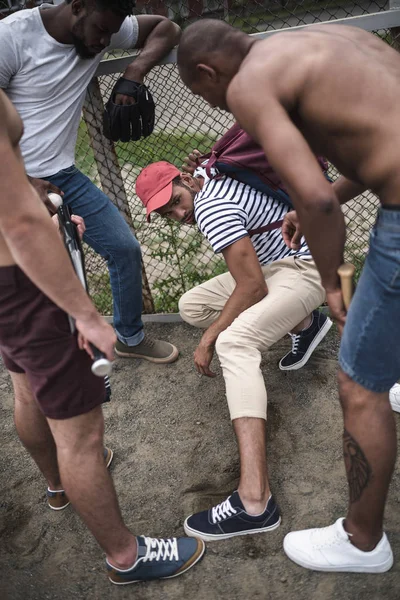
[1,1,397,312]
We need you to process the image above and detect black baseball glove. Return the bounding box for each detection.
[103,77,155,143]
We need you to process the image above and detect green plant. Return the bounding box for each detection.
[149,221,226,312]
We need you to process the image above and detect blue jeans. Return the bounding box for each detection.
[47,165,144,345]
[339,207,400,392]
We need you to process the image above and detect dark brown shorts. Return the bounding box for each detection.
[0,266,105,419]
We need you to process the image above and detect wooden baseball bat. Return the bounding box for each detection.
[337,263,355,310]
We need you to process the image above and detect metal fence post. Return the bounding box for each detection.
[82,77,155,313]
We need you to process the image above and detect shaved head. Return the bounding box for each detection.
[177,19,252,110]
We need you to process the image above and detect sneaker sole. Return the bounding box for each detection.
[283,539,394,573]
[183,516,281,542]
[115,346,179,364]
[108,540,205,585]
[279,317,333,371]
[105,447,114,469]
[48,500,71,511]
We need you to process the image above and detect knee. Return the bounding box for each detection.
[338,369,386,414]
[121,234,142,260]
[108,229,141,264]
[55,409,104,455]
[178,289,204,327]
[215,329,233,359]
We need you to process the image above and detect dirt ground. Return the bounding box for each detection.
[1,321,399,600]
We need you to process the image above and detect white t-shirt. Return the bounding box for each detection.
[193,167,311,265]
[0,6,139,177]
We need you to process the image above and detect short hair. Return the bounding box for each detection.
[65,0,136,18]
[177,19,244,82]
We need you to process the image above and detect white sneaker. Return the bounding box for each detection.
[389,383,400,413]
[283,518,393,573]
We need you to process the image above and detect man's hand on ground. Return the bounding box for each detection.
[326,288,347,335]
[75,313,116,362]
[194,339,217,378]
[28,177,63,215]
[182,150,201,175]
[282,210,303,250]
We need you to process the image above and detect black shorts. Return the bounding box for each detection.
[0,266,105,419]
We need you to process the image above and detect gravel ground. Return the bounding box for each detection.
[1,322,399,600]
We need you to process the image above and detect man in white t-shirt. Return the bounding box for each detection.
[136,151,332,542]
[0,0,180,363]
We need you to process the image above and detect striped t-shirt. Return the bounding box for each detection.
[194,171,311,265]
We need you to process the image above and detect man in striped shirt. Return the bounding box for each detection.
[136,151,332,542]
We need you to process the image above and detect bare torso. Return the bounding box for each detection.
[238,25,400,203]
[0,91,25,265]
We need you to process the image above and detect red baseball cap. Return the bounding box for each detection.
[136,161,181,222]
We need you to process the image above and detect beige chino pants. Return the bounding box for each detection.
[179,257,325,421]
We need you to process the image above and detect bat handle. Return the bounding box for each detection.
[90,344,112,377]
[337,263,355,311]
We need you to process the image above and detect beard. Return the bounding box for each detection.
[71,18,96,60]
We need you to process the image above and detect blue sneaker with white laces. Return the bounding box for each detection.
[106,535,205,584]
[279,309,332,371]
[183,491,281,542]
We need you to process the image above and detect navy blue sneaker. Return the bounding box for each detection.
[106,536,205,585]
[183,491,281,542]
[279,310,332,371]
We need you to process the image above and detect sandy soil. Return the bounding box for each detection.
[1,322,399,600]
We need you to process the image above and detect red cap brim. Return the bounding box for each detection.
[146,181,173,222]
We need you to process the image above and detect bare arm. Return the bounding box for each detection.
[332,176,367,205]
[194,237,267,376]
[282,176,368,249]
[228,81,347,329]
[0,129,115,359]
[123,16,181,83]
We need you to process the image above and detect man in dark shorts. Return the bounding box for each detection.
[0,90,204,584]
[176,19,400,573]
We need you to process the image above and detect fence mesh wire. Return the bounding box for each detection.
[1,1,395,312]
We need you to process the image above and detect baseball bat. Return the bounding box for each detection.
[337,262,355,310]
[48,192,112,378]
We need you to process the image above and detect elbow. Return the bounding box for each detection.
[172,21,182,45]
[248,280,268,303]
[158,17,181,46]
[301,194,339,216]
[256,282,268,302]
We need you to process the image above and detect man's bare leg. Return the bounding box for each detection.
[338,369,397,550]
[12,371,62,490]
[234,417,271,514]
[47,406,137,569]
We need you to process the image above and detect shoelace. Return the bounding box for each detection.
[211,497,237,524]
[142,537,179,563]
[310,522,352,549]
[141,334,156,349]
[289,332,301,355]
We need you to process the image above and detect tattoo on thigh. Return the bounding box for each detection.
[343,429,372,503]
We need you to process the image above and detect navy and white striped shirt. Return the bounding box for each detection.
[194,170,311,265]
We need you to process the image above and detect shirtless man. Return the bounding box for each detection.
[177,20,400,572]
[0,90,203,583]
